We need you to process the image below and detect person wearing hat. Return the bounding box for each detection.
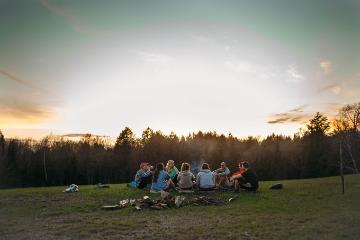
[134,162,153,189]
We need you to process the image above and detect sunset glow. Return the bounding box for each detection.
[1,0,360,139]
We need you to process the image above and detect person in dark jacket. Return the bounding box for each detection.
[134,162,153,189]
[231,161,258,192]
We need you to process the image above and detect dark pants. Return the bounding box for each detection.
[138,174,152,189]
[199,187,215,191]
[172,173,178,186]
[237,179,258,192]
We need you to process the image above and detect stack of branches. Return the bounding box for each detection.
[102,192,231,211]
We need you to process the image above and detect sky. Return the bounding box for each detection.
[1,0,360,139]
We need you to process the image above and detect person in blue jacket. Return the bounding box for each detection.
[151,163,175,192]
[196,163,216,191]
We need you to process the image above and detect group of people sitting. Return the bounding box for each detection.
[129,160,259,193]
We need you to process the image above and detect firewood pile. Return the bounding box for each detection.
[102,191,233,211]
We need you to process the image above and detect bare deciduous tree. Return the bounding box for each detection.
[333,103,360,173]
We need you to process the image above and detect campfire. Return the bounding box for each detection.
[102,191,235,211]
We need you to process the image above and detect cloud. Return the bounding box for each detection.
[0,97,56,127]
[267,105,311,124]
[286,65,304,83]
[324,102,344,118]
[320,60,332,74]
[61,133,109,138]
[224,60,257,74]
[39,0,108,36]
[319,84,342,95]
[235,61,257,74]
[0,68,61,128]
[0,68,61,103]
[0,69,40,90]
[225,61,303,83]
[288,104,308,112]
[138,51,171,63]
[0,68,61,101]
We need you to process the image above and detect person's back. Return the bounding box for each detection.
[133,163,152,189]
[177,170,195,189]
[135,168,150,182]
[197,169,215,190]
[151,170,170,191]
[168,166,179,179]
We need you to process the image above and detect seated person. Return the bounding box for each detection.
[166,160,179,185]
[134,162,153,189]
[177,162,196,190]
[213,162,231,187]
[151,163,175,192]
[231,161,258,192]
[231,161,246,178]
[196,163,216,191]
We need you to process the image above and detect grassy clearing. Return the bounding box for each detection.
[1,175,359,240]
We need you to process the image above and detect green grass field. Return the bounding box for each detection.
[1,175,359,240]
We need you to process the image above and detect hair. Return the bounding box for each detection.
[167,160,175,168]
[153,163,164,183]
[202,163,210,170]
[242,161,249,168]
[181,162,190,171]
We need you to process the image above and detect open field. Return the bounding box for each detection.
[1,175,360,240]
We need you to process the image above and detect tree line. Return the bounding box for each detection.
[0,103,359,188]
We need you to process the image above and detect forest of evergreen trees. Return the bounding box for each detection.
[0,103,359,188]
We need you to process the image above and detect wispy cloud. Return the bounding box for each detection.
[225,60,257,74]
[267,105,311,124]
[61,133,109,138]
[225,61,305,83]
[0,68,58,127]
[0,69,39,90]
[0,68,61,102]
[286,65,304,83]
[138,51,171,63]
[319,84,342,95]
[320,60,332,74]
[0,98,56,127]
[288,104,308,112]
[39,0,108,36]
